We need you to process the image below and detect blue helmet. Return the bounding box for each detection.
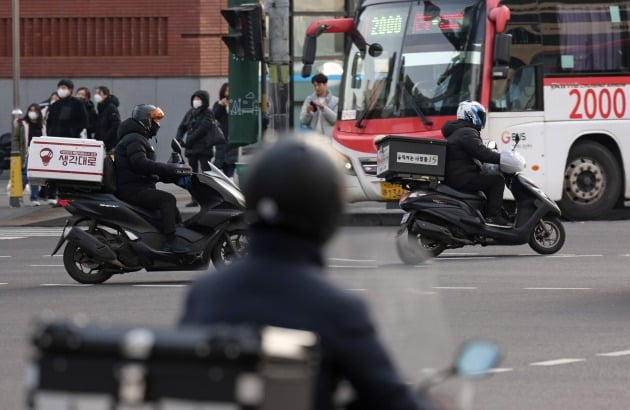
[457,100,486,130]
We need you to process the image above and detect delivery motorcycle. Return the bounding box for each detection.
[50,140,248,284]
[395,136,565,264]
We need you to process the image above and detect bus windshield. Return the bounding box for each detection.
[342,0,486,121]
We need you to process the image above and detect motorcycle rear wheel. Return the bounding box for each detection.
[211,230,248,267]
[63,242,114,284]
[396,227,446,265]
[528,216,565,255]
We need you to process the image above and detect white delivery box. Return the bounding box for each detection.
[27,137,105,185]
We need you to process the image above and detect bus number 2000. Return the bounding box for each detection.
[569,88,627,120]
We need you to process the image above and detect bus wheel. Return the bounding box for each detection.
[561,142,621,220]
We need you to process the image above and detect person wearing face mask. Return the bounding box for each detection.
[175,90,215,207]
[93,86,121,152]
[115,104,192,253]
[46,79,88,139]
[75,87,98,139]
[12,103,47,206]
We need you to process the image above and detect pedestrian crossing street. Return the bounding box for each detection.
[0,227,63,239]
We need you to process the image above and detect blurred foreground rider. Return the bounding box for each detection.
[179,136,429,410]
[114,104,192,253]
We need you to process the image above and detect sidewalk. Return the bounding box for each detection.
[0,173,402,227]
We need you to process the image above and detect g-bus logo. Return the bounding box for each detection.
[501,131,526,145]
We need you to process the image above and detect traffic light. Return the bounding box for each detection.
[221,4,264,61]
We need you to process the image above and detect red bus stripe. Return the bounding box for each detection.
[544,76,630,86]
[32,140,103,148]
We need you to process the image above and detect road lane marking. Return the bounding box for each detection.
[329,258,377,263]
[346,288,367,292]
[524,287,591,290]
[487,368,513,374]
[597,350,630,357]
[0,255,11,258]
[40,284,93,287]
[0,237,24,240]
[0,283,7,285]
[432,286,478,290]
[547,254,602,258]
[435,257,496,260]
[30,265,64,267]
[328,265,378,269]
[530,358,585,366]
[132,285,188,288]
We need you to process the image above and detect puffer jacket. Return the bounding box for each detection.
[442,119,500,189]
[114,118,178,190]
[176,90,215,157]
[95,95,121,151]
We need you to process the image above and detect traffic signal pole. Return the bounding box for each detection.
[9,0,23,208]
[265,0,290,133]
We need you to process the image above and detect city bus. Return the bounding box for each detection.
[301,0,630,220]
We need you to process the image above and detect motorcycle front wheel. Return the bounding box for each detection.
[528,216,565,255]
[63,242,114,284]
[211,229,248,267]
[396,226,446,265]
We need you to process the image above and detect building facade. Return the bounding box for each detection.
[1,0,358,158]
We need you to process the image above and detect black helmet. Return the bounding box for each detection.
[131,104,164,133]
[243,137,345,244]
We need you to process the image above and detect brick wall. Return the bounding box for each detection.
[0,0,228,77]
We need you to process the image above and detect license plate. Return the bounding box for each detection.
[381,181,406,201]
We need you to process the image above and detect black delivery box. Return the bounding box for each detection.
[28,320,319,410]
[376,135,447,180]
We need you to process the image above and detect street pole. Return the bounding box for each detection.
[9,0,23,208]
[265,0,290,134]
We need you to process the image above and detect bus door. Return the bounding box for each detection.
[488,64,548,193]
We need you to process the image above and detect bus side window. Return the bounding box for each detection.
[506,65,539,111]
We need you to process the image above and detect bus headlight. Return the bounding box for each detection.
[334,151,356,176]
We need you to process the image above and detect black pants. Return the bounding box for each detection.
[454,174,505,218]
[187,154,212,173]
[117,186,179,235]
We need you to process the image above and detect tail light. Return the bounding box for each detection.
[58,199,72,208]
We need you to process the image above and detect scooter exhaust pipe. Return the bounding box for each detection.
[65,227,117,263]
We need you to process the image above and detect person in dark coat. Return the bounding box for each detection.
[94,86,121,152]
[75,87,98,138]
[443,100,507,226]
[179,137,429,410]
[212,82,238,178]
[46,79,88,138]
[115,104,192,253]
[176,89,215,207]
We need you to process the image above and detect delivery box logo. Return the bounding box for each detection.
[40,148,53,166]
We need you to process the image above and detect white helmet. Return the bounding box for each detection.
[457,100,486,130]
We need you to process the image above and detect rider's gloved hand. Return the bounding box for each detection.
[499,150,526,173]
[176,175,192,189]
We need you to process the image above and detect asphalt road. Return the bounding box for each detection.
[1,222,629,409]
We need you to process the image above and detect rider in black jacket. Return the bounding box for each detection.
[114,104,191,252]
[443,100,508,226]
[179,137,430,410]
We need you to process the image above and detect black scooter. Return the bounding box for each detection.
[396,137,565,264]
[51,140,248,284]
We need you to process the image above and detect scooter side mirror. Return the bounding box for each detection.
[454,340,501,378]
